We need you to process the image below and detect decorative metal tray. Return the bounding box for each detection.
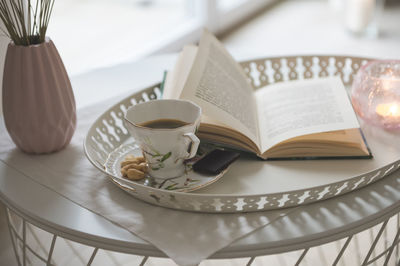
[84,55,400,213]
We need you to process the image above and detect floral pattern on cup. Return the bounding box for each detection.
[141,136,172,171]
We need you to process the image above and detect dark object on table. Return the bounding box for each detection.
[193,149,240,175]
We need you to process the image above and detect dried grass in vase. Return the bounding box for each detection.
[0,0,55,46]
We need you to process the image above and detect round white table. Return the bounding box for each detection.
[0,55,399,266]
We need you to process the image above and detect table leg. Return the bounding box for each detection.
[3,206,400,266]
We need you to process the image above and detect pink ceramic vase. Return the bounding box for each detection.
[2,38,76,154]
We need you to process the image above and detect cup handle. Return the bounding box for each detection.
[183,133,200,159]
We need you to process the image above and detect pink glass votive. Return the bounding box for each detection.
[351,60,400,130]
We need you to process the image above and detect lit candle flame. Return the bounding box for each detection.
[390,105,399,115]
[376,103,400,118]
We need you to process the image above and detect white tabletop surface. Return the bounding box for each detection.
[1,53,400,259]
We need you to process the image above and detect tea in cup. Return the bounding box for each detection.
[124,99,201,179]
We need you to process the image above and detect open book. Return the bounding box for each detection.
[163,30,371,160]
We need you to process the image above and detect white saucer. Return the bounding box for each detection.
[104,142,228,192]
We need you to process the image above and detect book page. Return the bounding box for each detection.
[256,77,360,152]
[180,29,260,147]
[163,45,198,100]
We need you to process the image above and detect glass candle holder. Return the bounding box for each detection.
[351,60,400,130]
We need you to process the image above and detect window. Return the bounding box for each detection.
[48,0,278,75]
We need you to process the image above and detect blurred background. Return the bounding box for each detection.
[18,0,400,76]
[46,0,276,75]
[0,0,399,80]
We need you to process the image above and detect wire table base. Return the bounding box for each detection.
[5,206,400,266]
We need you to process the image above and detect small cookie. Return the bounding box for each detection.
[120,155,148,180]
[121,159,141,167]
[126,168,145,180]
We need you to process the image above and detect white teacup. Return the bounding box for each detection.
[124,99,201,179]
